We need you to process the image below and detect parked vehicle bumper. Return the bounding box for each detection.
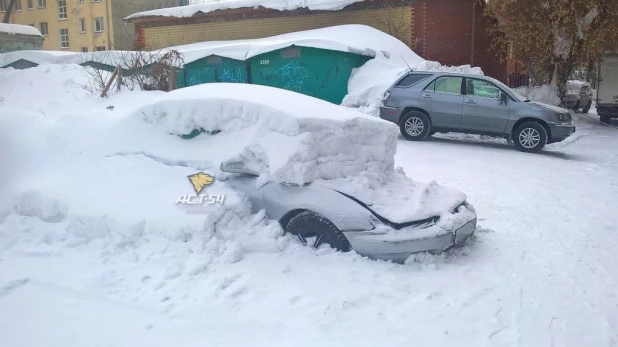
[597,104,618,118]
[561,98,579,108]
[342,204,477,263]
[549,123,576,142]
[379,106,405,124]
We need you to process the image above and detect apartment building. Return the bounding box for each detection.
[0,0,182,52]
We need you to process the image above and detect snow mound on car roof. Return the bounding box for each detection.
[132,83,399,185]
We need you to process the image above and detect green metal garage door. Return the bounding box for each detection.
[249,46,371,104]
[184,55,249,87]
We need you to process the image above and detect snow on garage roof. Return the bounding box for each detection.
[169,24,424,65]
[125,0,365,21]
[0,23,42,36]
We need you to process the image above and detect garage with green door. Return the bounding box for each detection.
[248,46,372,104]
[183,55,250,87]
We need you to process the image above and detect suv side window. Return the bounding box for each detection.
[424,76,463,95]
[466,78,502,99]
[395,73,432,88]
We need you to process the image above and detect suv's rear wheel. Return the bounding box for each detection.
[582,101,592,114]
[399,111,431,141]
[513,122,547,153]
[285,211,351,252]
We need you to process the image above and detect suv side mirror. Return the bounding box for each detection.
[500,92,508,103]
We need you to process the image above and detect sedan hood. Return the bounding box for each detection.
[313,174,467,224]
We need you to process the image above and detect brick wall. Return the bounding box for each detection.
[413,0,506,82]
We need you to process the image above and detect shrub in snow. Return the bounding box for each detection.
[514,85,561,106]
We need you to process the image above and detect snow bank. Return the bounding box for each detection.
[132,83,398,185]
[168,24,416,63]
[514,85,561,106]
[0,50,79,67]
[315,170,467,224]
[126,0,364,20]
[0,23,42,36]
[0,65,288,265]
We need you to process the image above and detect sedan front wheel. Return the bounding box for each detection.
[285,211,351,252]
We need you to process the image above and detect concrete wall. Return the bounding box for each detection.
[111,0,181,50]
[0,32,43,53]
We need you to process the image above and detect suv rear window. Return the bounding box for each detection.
[395,73,432,87]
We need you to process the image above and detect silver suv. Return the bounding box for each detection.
[379,72,575,153]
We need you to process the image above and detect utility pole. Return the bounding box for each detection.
[2,0,18,23]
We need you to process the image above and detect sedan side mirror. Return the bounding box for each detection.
[220,160,260,177]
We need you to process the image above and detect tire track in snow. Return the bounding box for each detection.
[0,278,29,298]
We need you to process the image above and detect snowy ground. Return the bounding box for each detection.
[1,66,618,347]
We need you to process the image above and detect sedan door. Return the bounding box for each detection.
[459,77,510,134]
[419,76,464,129]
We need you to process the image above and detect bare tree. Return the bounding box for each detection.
[2,0,17,23]
[372,2,413,46]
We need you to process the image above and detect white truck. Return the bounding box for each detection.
[597,54,618,124]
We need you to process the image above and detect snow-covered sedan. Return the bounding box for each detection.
[221,160,477,263]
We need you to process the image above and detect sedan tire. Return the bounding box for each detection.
[513,122,547,153]
[285,211,351,252]
[399,111,431,141]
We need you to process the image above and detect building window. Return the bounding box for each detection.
[81,47,88,52]
[39,22,48,35]
[95,46,105,51]
[60,28,69,48]
[79,18,86,32]
[14,0,21,11]
[78,0,83,2]
[0,0,6,12]
[57,0,66,19]
[94,16,104,32]
[93,0,100,2]
[37,0,45,8]
[27,0,33,9]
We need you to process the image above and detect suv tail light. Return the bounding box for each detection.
[382,91,391,103]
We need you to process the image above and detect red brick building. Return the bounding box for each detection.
[126,0,507,82]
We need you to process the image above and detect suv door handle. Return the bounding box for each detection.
[465,99,477,105]
[421,94,433,99]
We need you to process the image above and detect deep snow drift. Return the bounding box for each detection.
[2,61,618,347]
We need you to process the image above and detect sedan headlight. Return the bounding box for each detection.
[555,112,571,123]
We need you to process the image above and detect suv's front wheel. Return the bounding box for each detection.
[399,111,431,141]
[513,122,547,153]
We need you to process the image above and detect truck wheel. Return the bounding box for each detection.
[513,122,547,153]
[600,115,611,124]
[574,101,580,111]
[399,111,431,141]
[582,101,592,114]
[285,211,351,252]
